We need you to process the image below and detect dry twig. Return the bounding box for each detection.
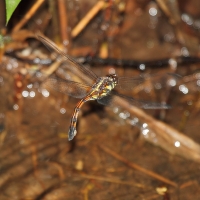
[57,0,70,48]
[79,173,147,188]
[156,0,199,52]
[100,145,178,187]
[71,1,106,38]
[114,96,200,162]
[12,0,45,32]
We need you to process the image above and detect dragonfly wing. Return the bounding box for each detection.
[114,92,170,109]
[97,94,113,106]
[97,91,170,109]
[37,35,98,84]
[116,73,179,90]
[116,76,144,90]
[42,77,91,99]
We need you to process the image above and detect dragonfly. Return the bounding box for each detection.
[37,35,170,141]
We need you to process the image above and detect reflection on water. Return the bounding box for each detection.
[0,0,200,198]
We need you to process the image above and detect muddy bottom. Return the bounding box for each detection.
[0,67,200,200]
[1,1,200,199]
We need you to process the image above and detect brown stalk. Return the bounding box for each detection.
[48,0,60,39]
[155,0,199,52]
[114,96,200,162]
[71,1,106,38]
[179,180,198,189]
[12,0,45,32]
[41,58,62,76]
[100,145,178,187]
[57,0,70,49]
[79,173,148,188]
[155,0,184,45]
[49,161,65,180]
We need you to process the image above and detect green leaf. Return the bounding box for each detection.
[5,0,21,25]
[0,34,4,48]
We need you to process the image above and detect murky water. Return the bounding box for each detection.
[1,0,200,199]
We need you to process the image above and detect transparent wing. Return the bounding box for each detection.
[42,77,92,99]
[97,94,113,106]
[116,73,180,90]
[116,76,144,90]
[37,35,98,84]
[97,91,170,109]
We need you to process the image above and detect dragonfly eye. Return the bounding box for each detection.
[111,74,118,85]
[114,78,118,85]
[107,74,118,84]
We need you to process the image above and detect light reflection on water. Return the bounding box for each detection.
[41,89,50,97]
[179,84,189,94]
[60,108,66,114]
[113,105,185,155]
[29,91,35,97]
[13,104,19,110]
[22,90,29,97]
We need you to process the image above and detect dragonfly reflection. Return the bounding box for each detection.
[38,35,170,141]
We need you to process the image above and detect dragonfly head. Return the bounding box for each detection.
[107,74,118,86]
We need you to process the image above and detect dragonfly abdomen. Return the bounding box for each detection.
[68,97,89,140]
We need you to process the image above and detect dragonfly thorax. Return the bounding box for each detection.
[90,74,118,100]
